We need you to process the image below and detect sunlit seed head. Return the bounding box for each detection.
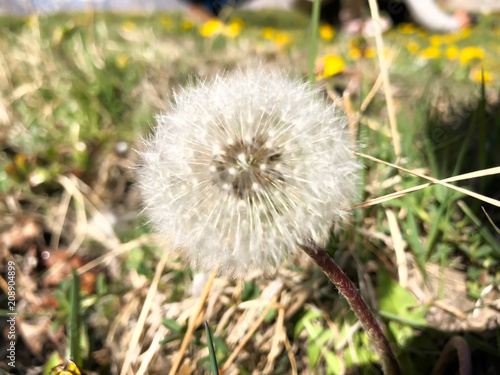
[138,67,361,277]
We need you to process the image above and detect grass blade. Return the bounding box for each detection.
[204,321,219,375]
[69,268,81,367]
[367,0,401,157]
[308,0,321,83]
[458,201,500,258]
[479,68,487,182]
[482,206,500,235]
[353,153,500,209]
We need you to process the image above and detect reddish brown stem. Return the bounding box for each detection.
[299,240,400,375]
[431,336,472,375]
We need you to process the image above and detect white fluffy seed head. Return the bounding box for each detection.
[138,68,361,278]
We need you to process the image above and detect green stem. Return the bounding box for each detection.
[299,240,400,375]
[308,0,321,83]
[69,269,82,367]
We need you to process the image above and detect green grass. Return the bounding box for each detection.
[0,9,499,375]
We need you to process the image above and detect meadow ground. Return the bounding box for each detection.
[0,7,500,375]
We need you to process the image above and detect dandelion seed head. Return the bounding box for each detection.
[138,68,361,277]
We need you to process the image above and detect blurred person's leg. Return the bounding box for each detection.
[186,0,229,20]
[340,0,364,23]
[241,0,294,10]
[403,0,471,32]
[338,0,393,35]
[186,0,248,20]
[184,0,212,20]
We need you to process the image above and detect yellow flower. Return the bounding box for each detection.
[446,46,459,60]
[232,17,244,29]
[419,46,440,59]
[182,20,194,30]
[223,18,243,38]
[275,33,291,46]
[319,24,335,41]
[349,45,375,60]
[458,27,472,39]
[365,47,376,58]
[122,21,136,32]
[347,37,374,59]
[262,27,275,39]
[14,154,26,168]
[459,46,484,65]
[25,15,38,27]
[52,27,64,45]
[348,48,362,60]
[406,41,420,54]
[116,55,129,68]
[323,55,345,77]
[430,35,442,46]
[417,29,428,38]
[440,34,456,44]
[162,16,172,26]
[398,23,416,34]
[471,70,493,84]
[200,19,223,37]
[161,17,173,30]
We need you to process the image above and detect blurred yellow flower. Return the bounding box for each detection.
[14,154,26,167]
[161,17,173,31]
[200,19,223,37]
[440,34,456,44]
[398,23,416,34]
[458,27,472,39]
[319,24,335,41]
[446,46,459,60]
[52,27,64,45]
[471,70,493,84]
[223,18,243,38]
[323,55,345,77]
[349,48,362,60]
[262,27,275,39]
[162,16,172,26]
[116,55,129,68]
[26,15,38,27]
[430,35,442,46]
[122,21,136,32]
[349,46,376,59]
[347,38,375,59]
[232,18,244,29]
[419,46,440,59]
[365,47,376,58]
[275,33,291,46]
[406,41,420,54]
[459,46,484,65]
[182,20,194,30]
[417,29,428,38]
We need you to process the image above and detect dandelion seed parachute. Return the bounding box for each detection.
[138,68,360,277]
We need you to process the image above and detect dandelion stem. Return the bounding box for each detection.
[298,240,400,375]
[430,336,472,375]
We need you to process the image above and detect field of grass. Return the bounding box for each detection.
[0,6,500,375]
